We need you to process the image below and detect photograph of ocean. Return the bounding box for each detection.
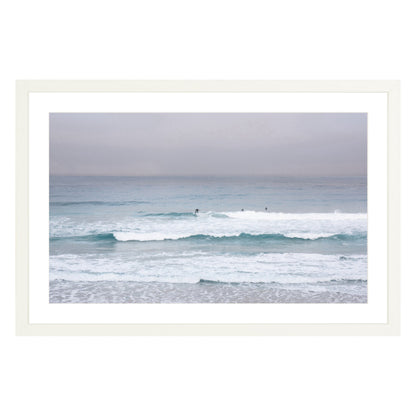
[49,112,367,303]
[49,175,367,303]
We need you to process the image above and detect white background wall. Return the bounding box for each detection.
[1,1,414,415]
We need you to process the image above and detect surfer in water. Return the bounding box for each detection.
[194,208,199,214]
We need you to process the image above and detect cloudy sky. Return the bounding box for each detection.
[50,112,367,176]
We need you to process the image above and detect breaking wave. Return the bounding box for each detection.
[50,231,366,243]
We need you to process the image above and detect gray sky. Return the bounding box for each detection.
[50,113,367,176]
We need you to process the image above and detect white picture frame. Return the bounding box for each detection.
[15,80,400,335]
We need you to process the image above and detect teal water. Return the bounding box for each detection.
[49,176,367,303]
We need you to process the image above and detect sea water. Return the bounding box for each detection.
[49,176,367,303]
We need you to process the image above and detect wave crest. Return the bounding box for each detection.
[112,231,366,242]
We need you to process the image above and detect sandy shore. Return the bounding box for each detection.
[49,280,367,304]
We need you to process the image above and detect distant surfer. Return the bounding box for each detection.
[241,208,244,211]
[265,207,268,211]
[194,208,199,214]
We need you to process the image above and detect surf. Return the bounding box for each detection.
[50,231,367,243]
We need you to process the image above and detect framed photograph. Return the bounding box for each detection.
[16,80,400,335]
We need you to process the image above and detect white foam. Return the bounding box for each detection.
[222,211,367,221]
[50,252,368,284]
[112,231,344,242]
[51,210,367,241]
[283,232,338,240]
[113,232,187,242]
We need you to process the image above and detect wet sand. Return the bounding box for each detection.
[49,280,367,304]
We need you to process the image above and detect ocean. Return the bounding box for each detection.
[49,175,367,303]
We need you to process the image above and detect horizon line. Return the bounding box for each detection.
[49,173,367,178]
